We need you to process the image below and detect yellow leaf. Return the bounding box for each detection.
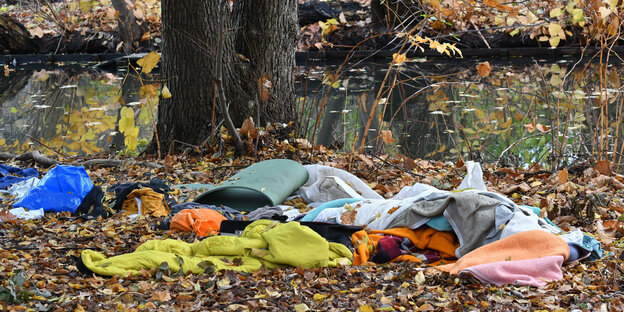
[500,118,512,129]
[548,23,562,37]
[294,303,310,312]
[161,84,172,98]
[550,7,563,18]
[392,53,406,65]
[358,305,374,312]
[79,0,92,13]
[118,107,135,134]
[137,51,160,74]
[140,84,158,98]
[313,293,328,300]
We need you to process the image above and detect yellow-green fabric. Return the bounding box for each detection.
[81,220,353,276]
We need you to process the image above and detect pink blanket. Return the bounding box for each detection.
[459,255,565,287]
[437,230,570,275]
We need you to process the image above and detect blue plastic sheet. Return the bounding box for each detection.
[14,165,93,213]
[0,164,38,190]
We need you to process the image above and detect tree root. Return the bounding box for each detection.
[0,151,163,168]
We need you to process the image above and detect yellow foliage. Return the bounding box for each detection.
[136,51,160,74]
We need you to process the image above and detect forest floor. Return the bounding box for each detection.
[1,133,624,311]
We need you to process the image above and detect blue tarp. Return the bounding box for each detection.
[14,165,93,213]
[0,164,38,190]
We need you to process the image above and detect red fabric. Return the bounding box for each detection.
[170,209,226,237]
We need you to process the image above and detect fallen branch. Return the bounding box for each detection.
[1,150,163,168]
[15,151,57,167]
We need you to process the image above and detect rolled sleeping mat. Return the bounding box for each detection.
[193,159,309,212]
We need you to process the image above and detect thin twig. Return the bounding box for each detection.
[25,134,68,158]
[495,130,552,168]
[470,21,491,49]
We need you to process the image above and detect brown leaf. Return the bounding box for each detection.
[239,117,258,139]
[258,75,272,102]
[176,294,193,301]
[164,154,175,167]
[518,182,531,192]
[595,160,612,176]
[418,303,435,311]
[340,210,358,225]
[536,123,549,132]
[388,207,400,214]
[476,61,491,77]
[558,168,568,184]
[0,210,18,223]
[456,156,465,168]
[152,290,172,302]
[524,122,535,133]
[358,154,374,167]
[404,157,417,169]
[381,130,395,144]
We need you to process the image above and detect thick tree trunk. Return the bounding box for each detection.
[234,0,298,127]
[111,0,147,52]
[153,0,253,153]
[152,0,297,154]
[0,14,38,53]
[154,0,221,152]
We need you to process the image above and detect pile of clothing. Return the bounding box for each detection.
[0,160,605,287]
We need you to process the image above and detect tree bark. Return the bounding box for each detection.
[111,0,147,52]
[234,0,298,127]
[0,14,38,53]
[152,0,297,154]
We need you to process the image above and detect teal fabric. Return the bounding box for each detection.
[194,159,309,212]
[426,215,453,232]
[301,198,360,222]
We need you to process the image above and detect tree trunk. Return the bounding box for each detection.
[0,14,38,53]
[151,0,297,154]
[234,0,298,127]
[111,0,147,52]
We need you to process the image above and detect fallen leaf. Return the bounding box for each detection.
[358,305,374,312]
[313,293,328,300]
[358,154,374,167]
[476,61,491,77]
[595,160,612,176]
[151,290,172,302]
[558,168,568,184]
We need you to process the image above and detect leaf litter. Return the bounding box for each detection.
[1,139,624,311]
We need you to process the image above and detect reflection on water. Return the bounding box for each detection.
[1,58,622,169]
[299,58,623,168]
[0,68,155,157]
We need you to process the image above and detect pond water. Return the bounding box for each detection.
[1,56,622,169]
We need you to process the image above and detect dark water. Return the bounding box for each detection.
[1,57,622,169]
